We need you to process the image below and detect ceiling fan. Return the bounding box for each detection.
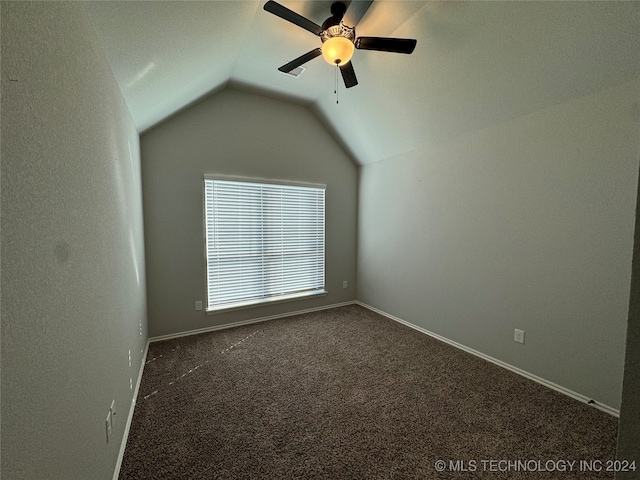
[263,0,417,88]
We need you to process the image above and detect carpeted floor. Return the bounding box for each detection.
[119,305,618,479]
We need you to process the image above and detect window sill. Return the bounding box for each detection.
[206,289,328,315]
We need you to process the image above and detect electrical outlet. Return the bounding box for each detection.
[514,329,525,344]
[343,281,347,288]
[128,349,132,368]
[195,300,203,311]
[106,411,112,443]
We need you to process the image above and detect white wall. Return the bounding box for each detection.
[1,3,148,479]
[358,79,640,410]
[141,87,358,337]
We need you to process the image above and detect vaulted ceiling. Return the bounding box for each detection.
[84,1,639,165]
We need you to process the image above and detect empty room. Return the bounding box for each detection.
[1,1,639,479]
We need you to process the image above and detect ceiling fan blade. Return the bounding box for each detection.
[355,37,417,54]
[343,0,374,27]
[340,61,358,88]
[264,1,323,36]
[278,48,323,73]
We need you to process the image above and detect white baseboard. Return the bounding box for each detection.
[112,339,150,480]
[355,301,620,418]
[149,300,358,343]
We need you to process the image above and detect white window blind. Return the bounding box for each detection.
[204,178,326,312]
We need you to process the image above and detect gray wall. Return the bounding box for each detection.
[1,3,148,479]
[357,79,640,410]
[141,87,358,337]
[617,169,640,478]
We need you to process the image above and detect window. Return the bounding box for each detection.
[204,177,326,312]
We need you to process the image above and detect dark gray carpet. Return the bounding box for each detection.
[119,305,618,479]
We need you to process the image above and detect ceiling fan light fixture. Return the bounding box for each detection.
[321,36,354,65]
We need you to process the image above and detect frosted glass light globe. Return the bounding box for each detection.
[321,36,354,65]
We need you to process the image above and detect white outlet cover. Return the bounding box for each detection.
[514,329,525,344]
[195,300,203,311]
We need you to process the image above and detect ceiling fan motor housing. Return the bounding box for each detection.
[321,23,355,44]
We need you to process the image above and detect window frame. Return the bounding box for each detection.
[202,175,327,314]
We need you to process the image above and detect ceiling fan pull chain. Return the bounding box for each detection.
[335,65,339,104]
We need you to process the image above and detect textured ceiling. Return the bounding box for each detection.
[84,1,640,165]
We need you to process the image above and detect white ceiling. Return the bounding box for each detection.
[84,1,639,165]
